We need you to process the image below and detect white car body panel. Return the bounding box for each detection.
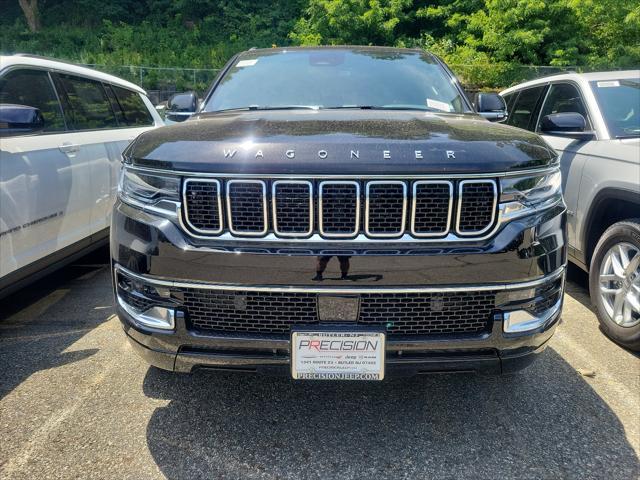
[0,55,163,286]
[501,70,640,267]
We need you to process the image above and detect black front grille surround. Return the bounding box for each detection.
[182,177,499,239]
[182,287,496,336]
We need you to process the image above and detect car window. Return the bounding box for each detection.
[502,92,517,112]
[0,69,65,133]
[507,85,546,131]
[104,84,126,126]
[589,79,638,138]
[111,86,154,127]
[57,74,118,130]
[537,83,590,131]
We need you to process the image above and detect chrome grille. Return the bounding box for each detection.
[456,180,497,235]
[319,181,360,237]
[182,288,495,336]
[183,179,222,234]
[365,182,406,237]
[226,180,267,236]
[182,177,498,240]
[412,181,452,237]
[272,181,313,237]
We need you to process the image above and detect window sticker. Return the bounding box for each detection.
[426,98,452,112]
[236,59,258,67]
[596,80,620,88]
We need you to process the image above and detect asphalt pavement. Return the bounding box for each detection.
[0,248,638,479]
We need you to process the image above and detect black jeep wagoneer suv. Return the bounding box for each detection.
[112,47,566,379]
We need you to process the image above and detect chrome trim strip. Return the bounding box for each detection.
[318,181,360,238]
[455,179,498,236]
[182,178,223,235]
[226,179,268,237]
[503,297,563,333]
[125,164,559,180]
[272,180,314,238]
[364,181,407,238]
[411,180,453,238]
[114,264,565,294]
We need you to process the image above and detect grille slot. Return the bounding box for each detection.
[411,181,453,237]
[183,179,222,234]
[365,182,407,237]
[182,288,495,336]
[456,180,497,235]
[272,181,313,237]
[226,180,267,236]
[319,181,360,237]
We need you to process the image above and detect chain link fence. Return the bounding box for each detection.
[83,62,618,103]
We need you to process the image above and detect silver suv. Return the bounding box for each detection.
[501,71,640,350]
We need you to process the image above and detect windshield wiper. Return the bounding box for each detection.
[324,105,439,112]
[212,105,321,113]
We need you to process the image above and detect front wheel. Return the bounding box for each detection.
[589,219,640,351]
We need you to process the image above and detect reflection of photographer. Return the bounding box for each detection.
[313,256,350,281]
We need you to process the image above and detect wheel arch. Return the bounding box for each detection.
[583,188,640,269]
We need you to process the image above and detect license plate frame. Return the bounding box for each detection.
[291,328,385,381]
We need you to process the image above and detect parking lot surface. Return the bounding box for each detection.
[0,249,638,480]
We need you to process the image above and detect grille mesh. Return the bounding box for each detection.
[457,182,496,233]
[359,292,494,335]
[413,182,451,235]
[228,182,265,233]
[183,288,495,336]
[274,182,312,235]
[184,181,221,232]
[320,183,359,235]
[367,183,405,235]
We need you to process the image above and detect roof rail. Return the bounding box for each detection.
[13,53,87,69]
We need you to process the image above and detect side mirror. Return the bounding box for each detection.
[540,113,595,140]
[166,92,198,123]
[475,92,507,122]
[0,104,45,136]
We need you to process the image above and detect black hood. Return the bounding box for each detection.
[129,110,556,174]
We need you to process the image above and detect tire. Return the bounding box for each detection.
[589,218,640,351]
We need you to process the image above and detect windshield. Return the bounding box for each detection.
[204,49,468,114]
[590,78,640,138]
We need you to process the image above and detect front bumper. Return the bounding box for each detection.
[111,198,566,376]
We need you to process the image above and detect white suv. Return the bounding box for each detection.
[0,55,163,297]
[501,71,640,349]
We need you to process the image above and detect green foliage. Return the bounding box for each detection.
[0,0,637,91]
[289,0,413,45]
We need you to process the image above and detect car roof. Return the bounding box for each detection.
[500,70,640,95]
[0,54,146,94]
[237,45,429,57]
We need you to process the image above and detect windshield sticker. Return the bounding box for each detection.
[236,59,258,67]
[426,98,452,112]
[597,80,620,88]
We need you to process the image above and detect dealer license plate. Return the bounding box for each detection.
[291,331,385,380]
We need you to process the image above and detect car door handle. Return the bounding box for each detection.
[59,143,80,154]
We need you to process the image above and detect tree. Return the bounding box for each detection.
[18,0,40,32]
[290,0,413,46]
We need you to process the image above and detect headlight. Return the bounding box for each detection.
[118,166,180,216]
[500,169,562,219]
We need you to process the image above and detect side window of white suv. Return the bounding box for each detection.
[536,83,591,131]
[0,69,66,134]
